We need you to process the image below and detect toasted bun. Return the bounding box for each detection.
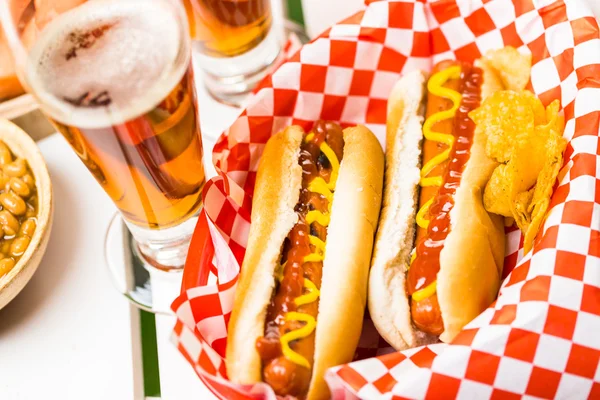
[226,125,384,400]
[369,61,506,349]
[437,59,505,342]
[226,125,304,385]
[307,125,384,399]
[368,70,437,350]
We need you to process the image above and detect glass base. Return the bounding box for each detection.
[105,213,184,314]
[123,212,198,269]
[193,23,283,107]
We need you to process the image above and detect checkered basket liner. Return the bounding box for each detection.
[171,0,600,398]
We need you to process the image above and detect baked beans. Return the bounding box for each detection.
[0,140,37,279]
[0,142,12,166]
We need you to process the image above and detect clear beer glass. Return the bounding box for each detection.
[1,0,206,311]
[183,0,282,105]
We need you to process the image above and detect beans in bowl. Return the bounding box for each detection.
[0,140,37,278]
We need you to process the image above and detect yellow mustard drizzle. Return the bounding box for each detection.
[411,66,461,302]
[320,143,340,189]
[303,252,324,263]
[412,280,437,302]
[295,279,320,306]
[308,235,326,254]
[279,133,340,369]
[281,313,316,369]
[415,66,462,230]
[306,210,330,227]
[308,178,333,205]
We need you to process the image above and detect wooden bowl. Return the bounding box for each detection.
[0,118,53,310]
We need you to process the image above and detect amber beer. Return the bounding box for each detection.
[27,0,205,230]
[53,69,205,229]
[182,0,272,57]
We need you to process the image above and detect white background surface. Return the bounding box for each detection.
[0,135,139,399]
[0,1,599,399]
[301,0,363,38]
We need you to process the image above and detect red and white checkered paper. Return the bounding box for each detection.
[171,0,600,398]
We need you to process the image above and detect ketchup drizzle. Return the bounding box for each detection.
[407,65,483,295]
[255,121,344,397]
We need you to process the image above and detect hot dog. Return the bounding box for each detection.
[368,57,507,349]
[227,122,384,399]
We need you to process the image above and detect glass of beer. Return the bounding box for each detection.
[182,0,282,105]
[1,0,206,311]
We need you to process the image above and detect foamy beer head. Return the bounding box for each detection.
[27,0,190,128]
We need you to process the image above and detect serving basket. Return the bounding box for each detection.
[172,0,600,398]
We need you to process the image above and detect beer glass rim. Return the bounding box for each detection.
[0,0,193,128]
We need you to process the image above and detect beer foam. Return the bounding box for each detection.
[27,0,188,128]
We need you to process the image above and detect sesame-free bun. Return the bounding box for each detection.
[369,61,505,350]
[368,70,438,350]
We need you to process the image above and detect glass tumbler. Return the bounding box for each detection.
[182,0,283,105]
[1,0,206,312]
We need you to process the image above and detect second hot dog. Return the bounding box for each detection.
[369,53,511,349]
[409,60,486,335]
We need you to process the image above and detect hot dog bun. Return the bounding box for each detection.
[368,70,437,350]
[369,60,505,350]
[227,125,384,400]
[227,126,304,385]
[437,59,505,342]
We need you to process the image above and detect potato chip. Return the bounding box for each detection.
[513,187,534,233]
[523,133,567,253]
[510,126,551,198]
[472,87,567,254]
[484,47,532,91]
[544,99,565,134]
[483,164,512,217]
[469,91,535,163]
[524,201,548,253]
[523,91,547,126]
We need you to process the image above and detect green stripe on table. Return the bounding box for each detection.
[140,310,161,398]
[286,0,305,26]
